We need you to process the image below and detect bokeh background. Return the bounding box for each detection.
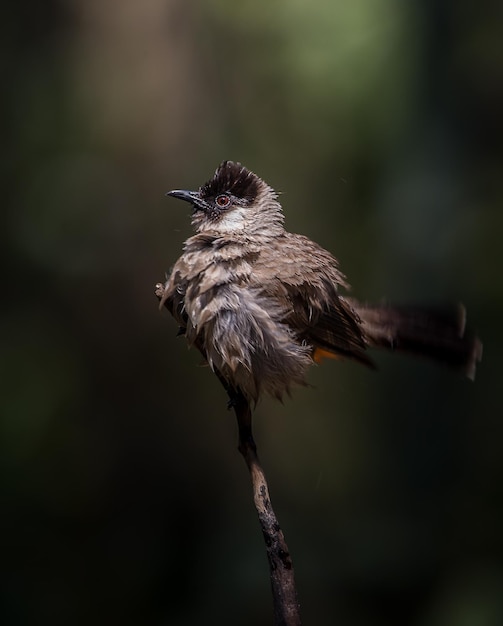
[3,1,502,624]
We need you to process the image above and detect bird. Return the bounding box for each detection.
[157,160,482,404]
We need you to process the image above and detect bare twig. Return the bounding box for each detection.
[156,284,301,625]
[230,388,301,626]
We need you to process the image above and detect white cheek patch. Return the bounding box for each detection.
[214,206,249,233]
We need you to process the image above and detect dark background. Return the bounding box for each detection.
[2,1,502,624]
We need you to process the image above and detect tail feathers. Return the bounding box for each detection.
[351,301,483,380]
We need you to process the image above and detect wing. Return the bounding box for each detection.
[158,266,189,332]
[253,233,375,368]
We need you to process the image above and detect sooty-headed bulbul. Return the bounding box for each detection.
[157,161,482,403]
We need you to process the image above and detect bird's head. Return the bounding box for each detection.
[167,161,284,237]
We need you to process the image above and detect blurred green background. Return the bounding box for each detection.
[2,1,502,625]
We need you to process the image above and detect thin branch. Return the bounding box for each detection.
[230,389,301,626]
[155,284,301,625]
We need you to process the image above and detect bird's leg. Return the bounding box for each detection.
[211,368,245,411]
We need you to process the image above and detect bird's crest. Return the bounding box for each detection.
[200,161,260,203]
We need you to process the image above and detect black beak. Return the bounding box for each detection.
[166,189,208,212]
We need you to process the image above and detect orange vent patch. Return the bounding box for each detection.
[313,348,341,364]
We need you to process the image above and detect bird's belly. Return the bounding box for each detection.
[185,283,313,402]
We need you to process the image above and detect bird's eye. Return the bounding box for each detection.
[215,194,231,208]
